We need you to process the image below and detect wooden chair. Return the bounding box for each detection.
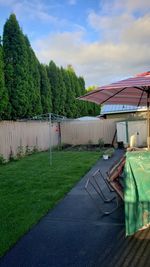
[106,155,126,200]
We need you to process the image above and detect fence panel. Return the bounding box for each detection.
[0,121,59,160]
[61,119,118,145]
[0,119,119,160]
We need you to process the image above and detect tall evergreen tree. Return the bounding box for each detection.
[61,67,74,117]
[1,14,100,120]
[78,76,88,116]
[86,85,100,116]
[68,69,86,117]
[73,73,81,117]
[67,66,78,117]
[39,64,52,114]
[78,76,86,95]
[3,14,30,119]
[59,67,67,115]
[24,36,42,116]
[47,61,61,114]
[0,37,8,119]
[93,103,100,116]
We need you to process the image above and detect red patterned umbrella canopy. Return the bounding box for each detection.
[78,71,150,147]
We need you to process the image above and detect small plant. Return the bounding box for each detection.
[33,145,38,153]
[25,145,32,155]
[98,138,104,149]
[9,147,18,162]
[87,139,93,150]
[103,148,115,158]
[17,146,24,158]
[10,155,18,162]
[0,154,6,165]
[51,145,58,151]
[58,143,65,151]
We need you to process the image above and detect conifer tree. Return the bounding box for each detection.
[61,67,74,117]
[24,36,42,116]
[0,37,8,119]
[67,66,78,117]
[39,64,52,114]
[73,73,81,117]
[1,14,100,119]
[3,14,30,119]
[78,76,88,116]
[59,67,67,115]
[86,85,100,116]
[47,61,60,114]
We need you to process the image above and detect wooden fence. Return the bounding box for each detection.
[0,119,119,160]
[0,121,59,160]
[61,119,118,145]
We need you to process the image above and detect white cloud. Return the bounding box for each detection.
[33,0,150,86]
[1,0,149,87]
[0,0,64,25]
[98,0,150,15]
[123,0,150,12]
[33,28,150,86]
[88,11,134,42]
[88,0,150,41]
[122,15,150,44]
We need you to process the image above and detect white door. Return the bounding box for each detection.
[128,120,147,147]
[116,122,127,145]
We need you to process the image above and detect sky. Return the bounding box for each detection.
[0,0,150,87]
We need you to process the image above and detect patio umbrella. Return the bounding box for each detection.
[78,71,150,148]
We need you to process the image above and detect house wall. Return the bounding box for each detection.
[105,111,147,120]
[0,121,59,160]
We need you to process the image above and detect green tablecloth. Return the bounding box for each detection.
[124,151,150,235]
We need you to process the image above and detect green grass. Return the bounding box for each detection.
[0,151,101,257]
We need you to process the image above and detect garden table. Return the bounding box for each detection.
[124,151,150,235]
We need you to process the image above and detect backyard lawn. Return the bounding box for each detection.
[0,151,101,257]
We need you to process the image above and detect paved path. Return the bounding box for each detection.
[1,149,150,267]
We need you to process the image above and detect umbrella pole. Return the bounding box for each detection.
[147,95,150,150]
[148,109,150,150]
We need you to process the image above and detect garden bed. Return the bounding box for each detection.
[60,144,113,152]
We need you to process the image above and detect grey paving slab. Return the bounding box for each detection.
[1,149,150,267]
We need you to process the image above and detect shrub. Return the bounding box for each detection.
[98,138,104,149]
[25,145,32,155]
[87,140,93,149]
[17,146,24,158]
[33,145,38,153]
[0,154,6,165]
[103,148,115,158]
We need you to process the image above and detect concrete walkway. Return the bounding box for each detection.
[0,149,150,267]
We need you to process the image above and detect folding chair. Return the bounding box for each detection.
[85,169,119,215]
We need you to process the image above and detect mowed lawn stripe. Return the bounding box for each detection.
[0,151,101,257]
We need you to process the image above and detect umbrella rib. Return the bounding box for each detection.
[100,87,127,105]
[137,90,145,107]
[134,86,146,92]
